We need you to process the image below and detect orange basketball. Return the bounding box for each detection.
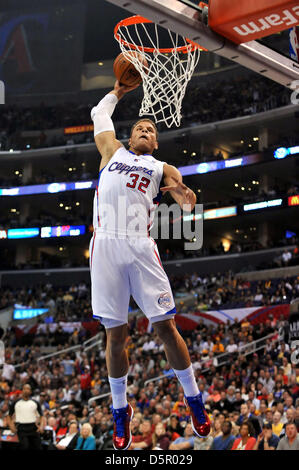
[113,52,148,87]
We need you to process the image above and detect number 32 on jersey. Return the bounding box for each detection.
[126,173,151,194]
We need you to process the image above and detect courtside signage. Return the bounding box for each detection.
[243,199,282,211]
[13,308,49,320]
[209,0,299,44]
[0,154,265,197]
[204,206,237,220]
[0,181,95,197]
[7,228,40,239]
[288,195,299,206]
[64,124,94,134]
[4,226,86,240]
[274,145,299,159]
[179,153,260,177]
[182,206,237,222]
[41,225,86,238]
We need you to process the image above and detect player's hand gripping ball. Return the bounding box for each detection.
[113,52,148,87]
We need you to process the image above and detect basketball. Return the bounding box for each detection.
[113,52,147,87]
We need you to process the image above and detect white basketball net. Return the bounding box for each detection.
[115,20,201,128]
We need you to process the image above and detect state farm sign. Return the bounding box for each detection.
[233,7,299,39]
[209,1,299,44]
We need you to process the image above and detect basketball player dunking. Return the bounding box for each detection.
[90,80,210,450]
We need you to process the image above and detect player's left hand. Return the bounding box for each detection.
[161,176,196,207]
[113,80,140,98]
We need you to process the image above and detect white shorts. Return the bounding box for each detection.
[89,233,176,328]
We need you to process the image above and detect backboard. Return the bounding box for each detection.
[105,0,299,89]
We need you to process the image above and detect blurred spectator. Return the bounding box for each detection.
[236,403,261,437]
[55,416,68,443]
[166,414,184,440]
[231,422,256,450]
[209,420,235,450]
[277,423,299,450]
[41,416,57,450]
[282,250,292,267]
[74,423,96,450]
[213,338,225,354]
[129,419,153,450]
[61,356,75,377]
[80,366,92,402]
[151,422,170,450]
[272,411,284,437]
[194,434,214,450]
[2,359,15,385]
[253,422,280,450]
[56,421,79,450]
[210,417,222,439]
[168,423,195,450]
[226,339,238,354]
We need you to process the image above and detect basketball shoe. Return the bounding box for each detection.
[112,403,134,450]
[185,393,211,437]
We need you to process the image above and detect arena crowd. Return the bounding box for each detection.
[0,272,299,317]
[0,75,290,151]
[0,277,298,450]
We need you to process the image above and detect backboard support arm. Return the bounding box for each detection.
[105,0,299,88]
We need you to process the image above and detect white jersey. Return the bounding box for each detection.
[92,146,165,237]
[89,146,176,325]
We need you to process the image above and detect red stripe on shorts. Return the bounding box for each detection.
[154,247,164,269]
[96,185,100,227]
[90,233,96,268]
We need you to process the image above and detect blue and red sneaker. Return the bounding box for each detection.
[185,393,211,438]
[112,403,134,450]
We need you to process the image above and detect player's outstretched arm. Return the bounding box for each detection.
[91,80,139,169]
[161,163,196,212]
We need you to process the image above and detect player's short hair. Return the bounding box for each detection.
[130,118,158,139]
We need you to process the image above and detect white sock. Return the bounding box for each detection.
[108,374,128,409]
[173,365,199,397]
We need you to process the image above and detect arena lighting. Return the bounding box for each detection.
[0,181,96,197]
[0,188,19,196]
[204,206,237,220]
[178,153,260,177]
[7,228,40,239]
[74,181,94,190]
[288,195,299,206]
[286,230,296,239]
[274,145,299,159]
[13,308,49,320]
[41,225,86,238]
[183,206,237,222]
[196,162,210,174]
[224,158,243,168]
[0,154,266,197]
[243,199,282,212]
[183,213,203,222]
[48,183,67,193]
